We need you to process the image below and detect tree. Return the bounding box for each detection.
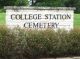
[0,0,17,8]
[34,0,67,7]
[15,0,28,6]
[65,0,80,13]
[0,0,28,8]
[34,0,80,13]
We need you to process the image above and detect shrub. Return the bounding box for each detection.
[0,27,80,59]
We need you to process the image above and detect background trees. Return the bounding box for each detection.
[65,0,80,13]
[0,0,28,8]
[15,0,28,6]
[0,0,16,8]
[0,0,80,13]
[35,0,67,7]
[34,0,80,13]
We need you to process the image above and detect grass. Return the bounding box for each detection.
[0,12,5,25]
[74,14,80,28]
[0,12,80,27]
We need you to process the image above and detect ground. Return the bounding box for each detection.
[0,13,80,28]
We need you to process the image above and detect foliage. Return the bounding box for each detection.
[0,27,80,59]
[65,0,80,13]
[0,0,80,13]
[34,0,80,13]
[0,0,16,8]
[35,0,66,7]
[15,0,28,6]
[0,0,28,8]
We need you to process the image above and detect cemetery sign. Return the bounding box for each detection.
[5,6,75,30]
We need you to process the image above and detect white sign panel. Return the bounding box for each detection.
[6,8,74,30]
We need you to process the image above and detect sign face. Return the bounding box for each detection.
[6,9,74,30]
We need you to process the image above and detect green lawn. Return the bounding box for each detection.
[74,14,80,28]
[0,13,80,27]
[0,13,5,25]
